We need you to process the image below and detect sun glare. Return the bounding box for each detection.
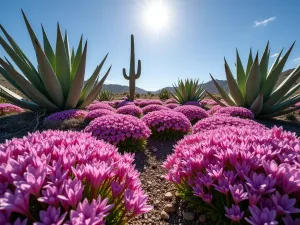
[144,0,170,32]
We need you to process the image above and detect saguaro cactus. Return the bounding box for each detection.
[123,34,141,101]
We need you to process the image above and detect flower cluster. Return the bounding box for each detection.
[84,114,151,152]
[0,103,24,116]
[164,126,300,224]
[138,100,163,108]
[183,101,202,107]
[43,109,87,130]
[200,99,219,106]
[208,105,222,116]
[174,105,209,124]
[0,130,152,224]
[165,99,177,104]
[87,102,115,112]
[165,103,180,109]
[142,110,192,140]
[116,105,143,118]
[214,106,255,119]
[294,102,300,107]
[86,109,115,121]
[193,116,266,134]
[116,101,135,109]
[142,104,170,115]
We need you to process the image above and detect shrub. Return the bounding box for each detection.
[0,130,152,224]
[208,105,222,116]
[183,101,202,107]
[136,93,141,98]
[165,103,180,109]
[193,116,267,134]
[142,104,170,115]
[86,109,115,121]
[200,99,219,106]
[164,126,300,224]
[142,110,192,140]
[97,90,114,101]
[117,105,143,118]
[158,88,170,100]
[87,103,115,112]
[165,98,177,104]
[43,109,87,130]
[174,105,209,124]
[84,114,150,152]
[0,103,24,116]
[214,106,254,119]
[139,100,163,108]
[116,101,135,109]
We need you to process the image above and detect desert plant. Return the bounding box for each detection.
[97,90,114,101]
[158,88,170,100]
[171,79,206,105]
[0,130,152,224]
[123,34,141,101]
[116,105,143,118]
[147,91,152,95]
[174,105,208,124]
[84,114,150,152]
[135,93,140,98]
[214,106,254,119]
[208,42,300,118]
[164,126,300,224]
[0,11,111,112]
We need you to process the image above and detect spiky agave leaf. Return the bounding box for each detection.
[0,11,110,112]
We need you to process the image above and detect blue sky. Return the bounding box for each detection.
[1,0,300,91]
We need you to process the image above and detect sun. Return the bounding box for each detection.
[144,0,170,32]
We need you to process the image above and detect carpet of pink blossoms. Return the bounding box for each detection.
[174,105,209,123]
[142,110,192,136]
[165,99,177,104]
[165,103,180,109]
[44,109,87,123]
[86,108,115,120]
[164,126,300,224]
[84,114,150,146]
[208,105,222,116]
[142,104,170,115]
[87,102,115,112]
[0,103,24,116]
[116,101,135,109]
[200,99,219,106]
[116,105,143,118]
[139,100,163,108]
[0,130,152,224]
[193,116,267,134]
[183,101,202,107]
[214,106,254,119]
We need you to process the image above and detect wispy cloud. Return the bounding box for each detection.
[253,17,276,27]
[271,53,279,58]
[293,57,300,62]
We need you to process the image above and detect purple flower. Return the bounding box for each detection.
[58,178,84,209]
[165,103,180,109]
[44,109,87,123]
[35,206,67,225]
[282,214,300,225]
[271,191,300,215]
[116,100,135,108]
[245,173,276,195]
[124,189,153,216]
[245,206,278,225]
[229,184,248,204]
[225,205,244,222]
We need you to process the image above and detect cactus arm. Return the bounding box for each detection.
[123,68,129,80]
[130,35,135,76]
[135,59,141,79]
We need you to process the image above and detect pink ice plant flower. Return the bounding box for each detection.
[193,115,267,134]
[165,103,180,109]
[117,105,143,117]
[0,103,24,116]
[87,102,115,111]
[142,104,170,115]
[174,105,208,123]
[200,99,219,106]
[0,130,151,224]
[164,126,300,223]
[183,101,202,107]
[44,109,87,123]
[139,99,163,107]
[207,105,222,116]
[214,106,255,119]
[165,98,177,104]
[116,100,135,108]
[86,108,115,120]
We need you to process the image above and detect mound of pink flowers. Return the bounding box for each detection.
[174,105,209,124]
[116,101,135,109]
[44,109,87,124]
[0,103,24,116]
[165,99,177,104]
[214,106,254,119]
[87,102,115,112]
[142,104,170,115]
[183,101,202,107]
[117,105,143,118]
[86,108,115,121]
[165,103,180,109]
[0,130,152,224]
[208,105,222,116]
[139,100,163,108]
[142,110,192,140]
[164,126,300,224]
[84,114,150,151]
[200,99,219,106]
[193,116,266,134]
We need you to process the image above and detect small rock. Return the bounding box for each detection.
[164,192,173,200]
[164,203,176,213]
[151,164,157,169]
[183,212,195,221]
[199,214,206,223]
[154,200,160,208]
[175,191,180,197]
[147,181,152,185]
[161,211,169,220]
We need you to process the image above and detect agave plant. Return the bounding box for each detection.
[158,88,170,100]
[171,79,206,105]
[0,11,111,112]
[208,42,300,117]
[97,90,114,101]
